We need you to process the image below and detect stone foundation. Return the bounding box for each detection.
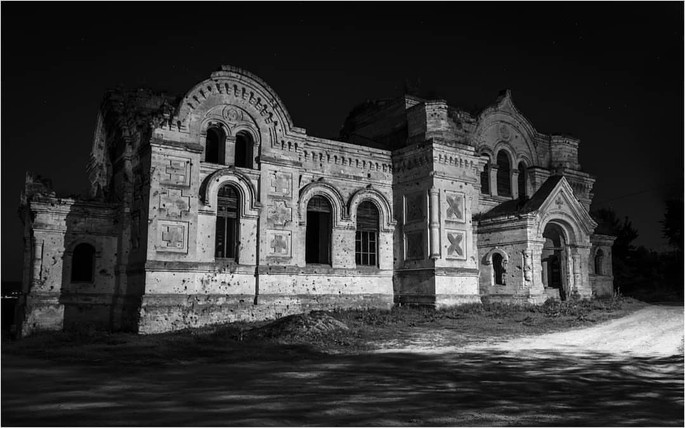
[138,292,393,334]
[18,293,64,336]
[590,274,614,298]
[394,268,481,307]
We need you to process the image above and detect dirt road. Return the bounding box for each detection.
[2,304,683,426]
[375,304,684,357]
[474,303,684,356]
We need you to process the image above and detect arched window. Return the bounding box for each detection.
[234,131,254,169]
[356,201,379,266]
[205,127,226,164]
[492,253,505,285]
[481,159,490,195]
[71,243,95,282]
[306,196,332,264]
[496,151,511,197]
[595,249,604,275]
[518,162,527,199]
[215,185,239,259]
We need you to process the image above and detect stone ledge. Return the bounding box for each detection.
[394,267,480,276]
[138,293,393,334]
[258,265,392,276]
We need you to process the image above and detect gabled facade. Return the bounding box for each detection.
[16,66,614,336]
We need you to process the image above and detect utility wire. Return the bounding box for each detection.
[594,183,682,204]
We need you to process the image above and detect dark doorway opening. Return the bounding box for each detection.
[306,196,332,265]
[542,223,567,300]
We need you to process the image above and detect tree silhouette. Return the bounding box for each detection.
[661,198,683,252]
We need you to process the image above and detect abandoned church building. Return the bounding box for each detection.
[17,65,615,336]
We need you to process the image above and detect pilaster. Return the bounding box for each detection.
[489,165,499,196]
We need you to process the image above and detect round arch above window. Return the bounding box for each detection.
[496,149,512,197]
[200,168,261,218]
[348,187,396,233]
[234,130,255,169]
[298,181,348,228]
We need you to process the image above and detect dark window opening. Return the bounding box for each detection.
[481,162,490,195]
[493,253,505,285]
[215,185,239,259]
[234,131,254,168]
[355,201,379,266]
[518,162,527,199]
[205,127,226,164]
[595,249,604,275]
[71,243,95,282]
[306,196,332,264]
[496,151,511,197]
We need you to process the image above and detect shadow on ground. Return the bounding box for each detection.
[2,345,683,426]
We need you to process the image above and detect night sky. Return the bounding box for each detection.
[2,2,683,281]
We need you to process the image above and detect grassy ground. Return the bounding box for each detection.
[2,296,646,366]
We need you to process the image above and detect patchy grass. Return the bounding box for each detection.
[2,296,645,366]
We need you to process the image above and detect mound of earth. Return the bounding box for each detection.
[247,311,349,339]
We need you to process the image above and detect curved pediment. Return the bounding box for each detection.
[473,90,541,167]
[532,176,597,243]
[173,65,295,139]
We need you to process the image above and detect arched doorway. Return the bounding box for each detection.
[541,222,568,300]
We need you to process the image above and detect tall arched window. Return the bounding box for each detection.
[234,131,254,169]
[492,253,505,285]
[594,249,604,275]
[71,243,95,282]
[205,127,226,164]
[356,201,379,266]
[306,196,332,264]
[215,185,239,259]
[518,162,527,199]
[496,151,511,197]
[481,159,490,195]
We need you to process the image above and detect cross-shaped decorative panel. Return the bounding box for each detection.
[446,229,467,260]
[555,196,565,210]
[445,191,465,223]
[269,171,292,197]
[159,189,190,218]
[267,200,292,227]
[267,230,291,257]
[160,156,191,187]
[157,220,188,253]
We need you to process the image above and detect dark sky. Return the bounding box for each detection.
[2,2,683,281]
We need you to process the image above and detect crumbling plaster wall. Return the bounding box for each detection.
[589,234,616,297]
[391,135,482,307]
[19,198,118,336]
[137,71,398,332]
